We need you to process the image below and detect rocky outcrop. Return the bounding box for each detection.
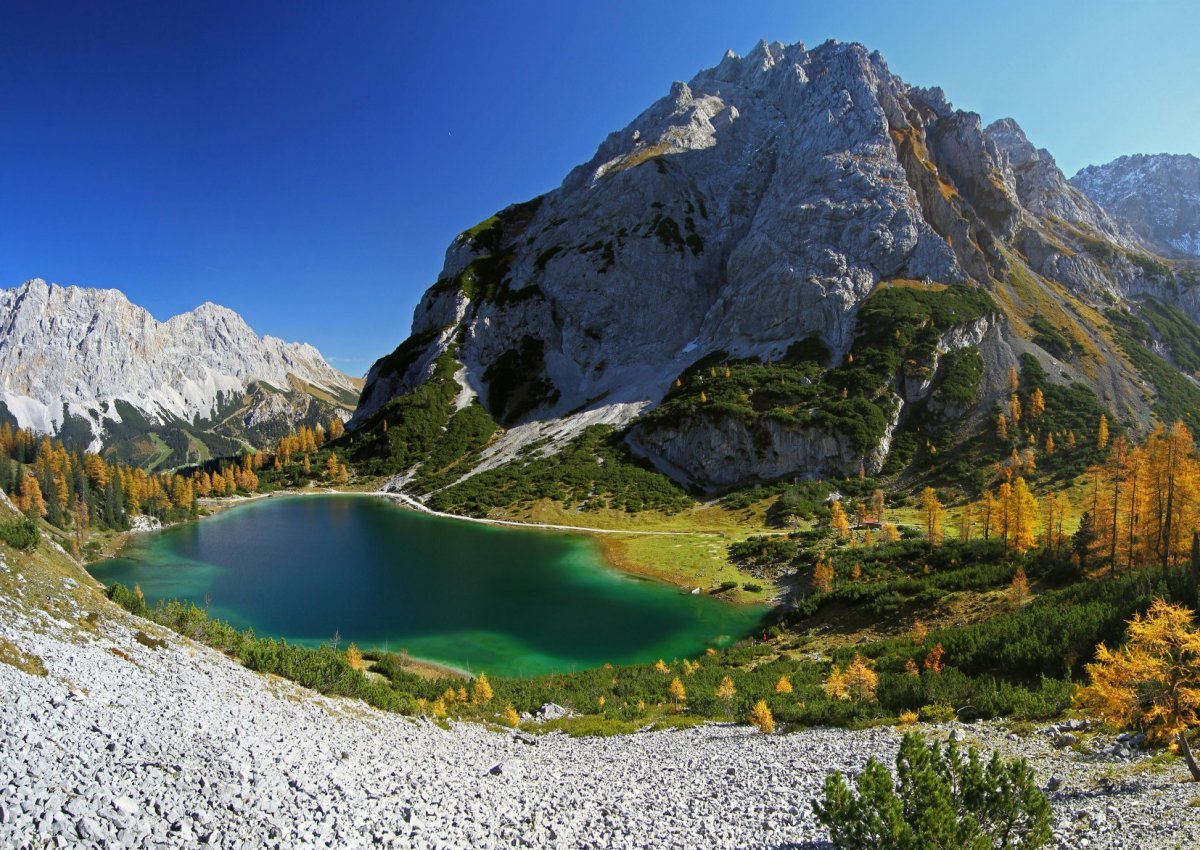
[1072,154,1200,257]
[356,38,1186,492]
[0,279,360,455]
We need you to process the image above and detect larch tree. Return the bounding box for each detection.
[328,417,345,440]
[668,677,687,712]
[471,672,494,704]
[1097,414,1109,450]
[1009,393,1022,426]
[996,412,1009,441]
[715,676,737,717]
[1075,599,1200,781]
[1029,387,1045,419]
[1008,477,1038,553]
[870,488,886,523]
[957,501,975,543]
[1007,365,1020,393]
[829,500,850,540]
[812,555,835,594]
[748,700,774,734]
[1010,566,1030,607]
[920,487,944,546]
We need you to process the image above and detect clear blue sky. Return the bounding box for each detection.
[2,0,1196,376]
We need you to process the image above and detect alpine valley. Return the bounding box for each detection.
[6,34,1200,850]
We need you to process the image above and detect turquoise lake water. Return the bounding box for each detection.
[90,495,767,677]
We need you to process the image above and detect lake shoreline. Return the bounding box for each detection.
[164,486,766,606]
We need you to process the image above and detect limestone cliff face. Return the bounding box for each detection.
[356,39,1187,493]
[0,279,360,456]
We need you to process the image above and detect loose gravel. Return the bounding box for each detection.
[2,556,1199,849]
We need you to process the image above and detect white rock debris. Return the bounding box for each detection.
[2,581,1199,849]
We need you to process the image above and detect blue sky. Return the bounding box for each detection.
[2,0,1196,376]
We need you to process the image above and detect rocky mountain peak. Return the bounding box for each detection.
[0,279,360,460]
[352,38,1191,495]
[1072,153,1200,257]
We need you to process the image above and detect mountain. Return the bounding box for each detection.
[348,39,1200,498]
[0,278,361,468]
[1072,153,1200,257]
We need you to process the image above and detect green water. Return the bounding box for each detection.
[90,495,766,677]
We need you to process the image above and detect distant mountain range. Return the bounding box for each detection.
[1072,153,1200,257]
[346,38,1200,497]
[0,278,361,469]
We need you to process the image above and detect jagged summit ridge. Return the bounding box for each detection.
[0,278,358,452]
[1072,153,1200,256]
[354,38,1183,493]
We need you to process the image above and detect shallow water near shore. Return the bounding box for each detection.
[90,495,767,677]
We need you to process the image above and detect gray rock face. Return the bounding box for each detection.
[0,279,358,451]
[356,38,1180,492]
[1072,153,1200,257]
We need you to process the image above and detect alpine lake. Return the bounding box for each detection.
[90,495,767,677]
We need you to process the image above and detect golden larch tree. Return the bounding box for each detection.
[1008,477,1038,553]
[829,500,850,540]
[748,700,775,734]
[1097,414,1109,450]
[812,555,835,593]
[920,487,944,546]
[1075,599,1200,780]
[1010,566,1030,607]
[715,675,736,716]
[1029,387,1045,419]
[472,672,494,704]
[668,677,687,712]
[996,412,1009,441]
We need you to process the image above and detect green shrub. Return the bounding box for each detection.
[742,582,763,593]
[0,517,40,550]
[919,702,957,723]
[814,732,1051,849]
